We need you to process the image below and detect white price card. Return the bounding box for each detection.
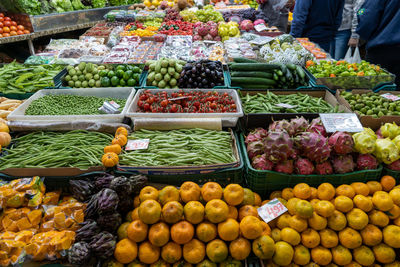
[254,24,268,32]
[319,113,363,133]
[257,198,288,223]
[276,103,297,109]
[381,93,400,102]
[125,139,149,151]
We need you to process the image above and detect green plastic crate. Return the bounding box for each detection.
[240,134,383,196]
[382,167,400,181]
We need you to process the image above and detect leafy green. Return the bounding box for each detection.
[50,0,74,12]
[92,0,107,8]
[109,0,128,6]
[15,0,42,15]
[71,0,86,9]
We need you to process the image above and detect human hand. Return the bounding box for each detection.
[348,38,359,47]
[285,0,295,8]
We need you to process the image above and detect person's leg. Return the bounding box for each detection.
[367,46,400,88]
[334,30,352,60]
[315,41,331,52]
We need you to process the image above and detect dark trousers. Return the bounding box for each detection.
[366,45,400,88]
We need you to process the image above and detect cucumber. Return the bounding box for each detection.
[231,71,273,79]
[286,63,297,71]
[234,84,275,89]
[233,57,258,63]
[231,77,277,86]
[296,65,305,79]
[229,63,281,72]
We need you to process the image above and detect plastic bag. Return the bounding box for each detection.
[343,47,361,63]
[269,0,289,11]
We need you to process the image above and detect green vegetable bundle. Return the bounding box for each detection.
[120,129,236,166]
[0,130,113,169]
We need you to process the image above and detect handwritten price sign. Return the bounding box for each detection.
[257,198,288,223]
[381,93,400,102]
[125,139,150,151]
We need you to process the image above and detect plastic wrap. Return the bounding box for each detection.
[224,38,256,61]
[58,49,87,59]
[24,54,56,65]
[106,26,124,48]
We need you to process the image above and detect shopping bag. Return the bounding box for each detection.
[353,47,361,63]
[343,47,362,63]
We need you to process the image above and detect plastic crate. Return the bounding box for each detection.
[382,167,400,181]
[240,134,383,195]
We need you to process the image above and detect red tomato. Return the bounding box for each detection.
[0,22,3,28]
[4,17,11,21]
[16,30,24,35]
[0,34,3,38]
[9,26,17,32]
[3,33,10,37]
[0,18,4,22]
[3,21,11,27]
[11,21,17,26]
[0,28,2,34]
[23,30,30,34]
[17,25,24,31]
[9,31,17,36]
[3,27,10,33]
[0,13,4,17]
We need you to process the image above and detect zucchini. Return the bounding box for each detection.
[229,63,281,72]
[296,65,305,79]
[286,63,297,71]
[231,71,273,79]
[234,84,275,89]
[232,57,258,63]
[231,77,277,86]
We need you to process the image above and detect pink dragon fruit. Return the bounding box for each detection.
[207,21,217,28]
[214,36,222,41]
[308,118,327,137]
[269,119,295,136]
[197,24,209,36]
[245,128,268,144]
[295,132,331,163]
[388,159,400,171]
[204,34,213,40]
[290,117,309,136]
[376,129,384,139]
[295,158,315,175]
[264,131,295,163]
[194,21,203,28]
[240,20,254,31]
[357,154,378,170]
[328,132,354,154]
[274,160,294,174]
[253,19,266,26]
[251,154,274,170]
[315,161,334,175]
[331,155,356,174]
[246,140,264,160]
[193,35,203,41]
[209,28,219,37]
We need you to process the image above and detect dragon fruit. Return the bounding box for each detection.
[197,24,209,36]
[194,21,203,28]
[328,132,354,154]
[295,132,331,163]
[269,119,295,136]
[274,160,294,174]
[388,159,400,171]
[295,158,315,175]
[251,154,274,170]
[246,140,264,160]
[214,36,222,41]
[290,117,309,136]
[331,155,356,174]
[240,20,254,31]
[380,123,400,139]
[264,131,295,163]
[204,34,213,40]
[357,154,378,170]
[254,19,266,26]
[373,138,400,164]
[308,118,327,137]
[353,129,377,154]
[193,35,203,41]
[245,128,268,144]
[315,161,334,175]
[209,28,219,37]
[376,128,384,139]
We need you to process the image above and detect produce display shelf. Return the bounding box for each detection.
[383,167,400,181]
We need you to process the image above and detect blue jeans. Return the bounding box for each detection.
[331,29,352,60]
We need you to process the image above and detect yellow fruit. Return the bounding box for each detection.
[319,229,338,249]
[295,200,314,219]
[140,186,159,202]
[162,201,184,224]
[114,238,138,264]
[327,210,347,231]
[252,235,275,260]
[361,224,382,246]
[334,196,354,213]
[139,199,162,224]
[241,188,255,205]
[372,191,394,211]
[223,184,244,206]
[239,216,263,240]
[308,212,327,231]
[339,228,362,249]
[301,229,320,249]
[205,199,229,224]
[346,208,369,230]
[373,243,396,264]
[272,241,294,266]
[293,245,311,265]
[331,245,352,266]
[353,195,373,212]
[315,200,335,217]
[183,239,206,264]
[184,201,205,225]
[218,218,239,241]
[229,237,251,261]
[311,246,332,266]
[289,215,308,232]
[383,225,400,248]
[159,186,180,206]
[180,182,201,203]
[353,246,375,266]
[206,239,228,263]
[280,227,301,246]
[287,198,301,216]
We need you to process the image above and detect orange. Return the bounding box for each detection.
[310,199,320,209]
[218,218,239,241]
[301,229,320,248]
[238,205,258,221]
[171,221,194,245]
[206,239,228,263]
[389,188,400,206]
[373,243,396,264]
[308,212,327,231]
[309,187,318,200]
[180,182,201,203]
[139,199,162,224]
[229,237,251,260]
[346,208,368,230]
[381,175,396,192]
[276,213,291,229]
[387,204,400,219]
[127,220,148,243]
[289,215,308,232]
[287,197,301,216]
[280,227,301,246]
[361,224,382,246]
[394,216,400,226]
[334,196,353,213]
[353,195,373,212]
[282,188,294,200]
[227,206,238,220]
[139,241,160,264]
[240,215,263,240]
[201,182,223,202]
[367,181,383,195]
[241,188,255,205]
[351,182,370,197]
[114,238,138,264]
[293,245,311,265]
[140,186,159,202]
[369,210,389,227]
[149,260,170,267]
[131,207,139,221]
[149,222,170,247]
[159,186,180,206]
[344,261,362,267]
[372,191,394,211]
[331,245,352,266]
[183,239,205,264]
[314,200,335,217]
[327,210,347,231]
[161,242,182,264]
[336,185,356,198]
[223,184,244,206]
[272,241,294,266]
[270,191,282,199]
[196,259,216,267]
[339,228,362,249]
[134,196,140,208]
[252,235,275,260]
[311,246,332,266]
[196,222,217,243]
[293,183,312,200]
[127,260,146,267]
[204,199,229,224]
[254,193,262,206]
[162,201,184,224]
[118,222,130,240]
[183,201,204,225]
[383,225,400,248]
[353,246,375,266]
[261,221,271,236]
[172,261,192,267]
[271,228,281,242]
[317,183,335,200]
[295,200,314,219]
[319,229,338,248]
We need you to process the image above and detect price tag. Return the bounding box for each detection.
[381,93,400,102]
[257,198,288,223]
[319,113,363,133]
[254,24,268,32]
[98,101,121,114]
[276,103,297,109]
[125,139,149,151]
